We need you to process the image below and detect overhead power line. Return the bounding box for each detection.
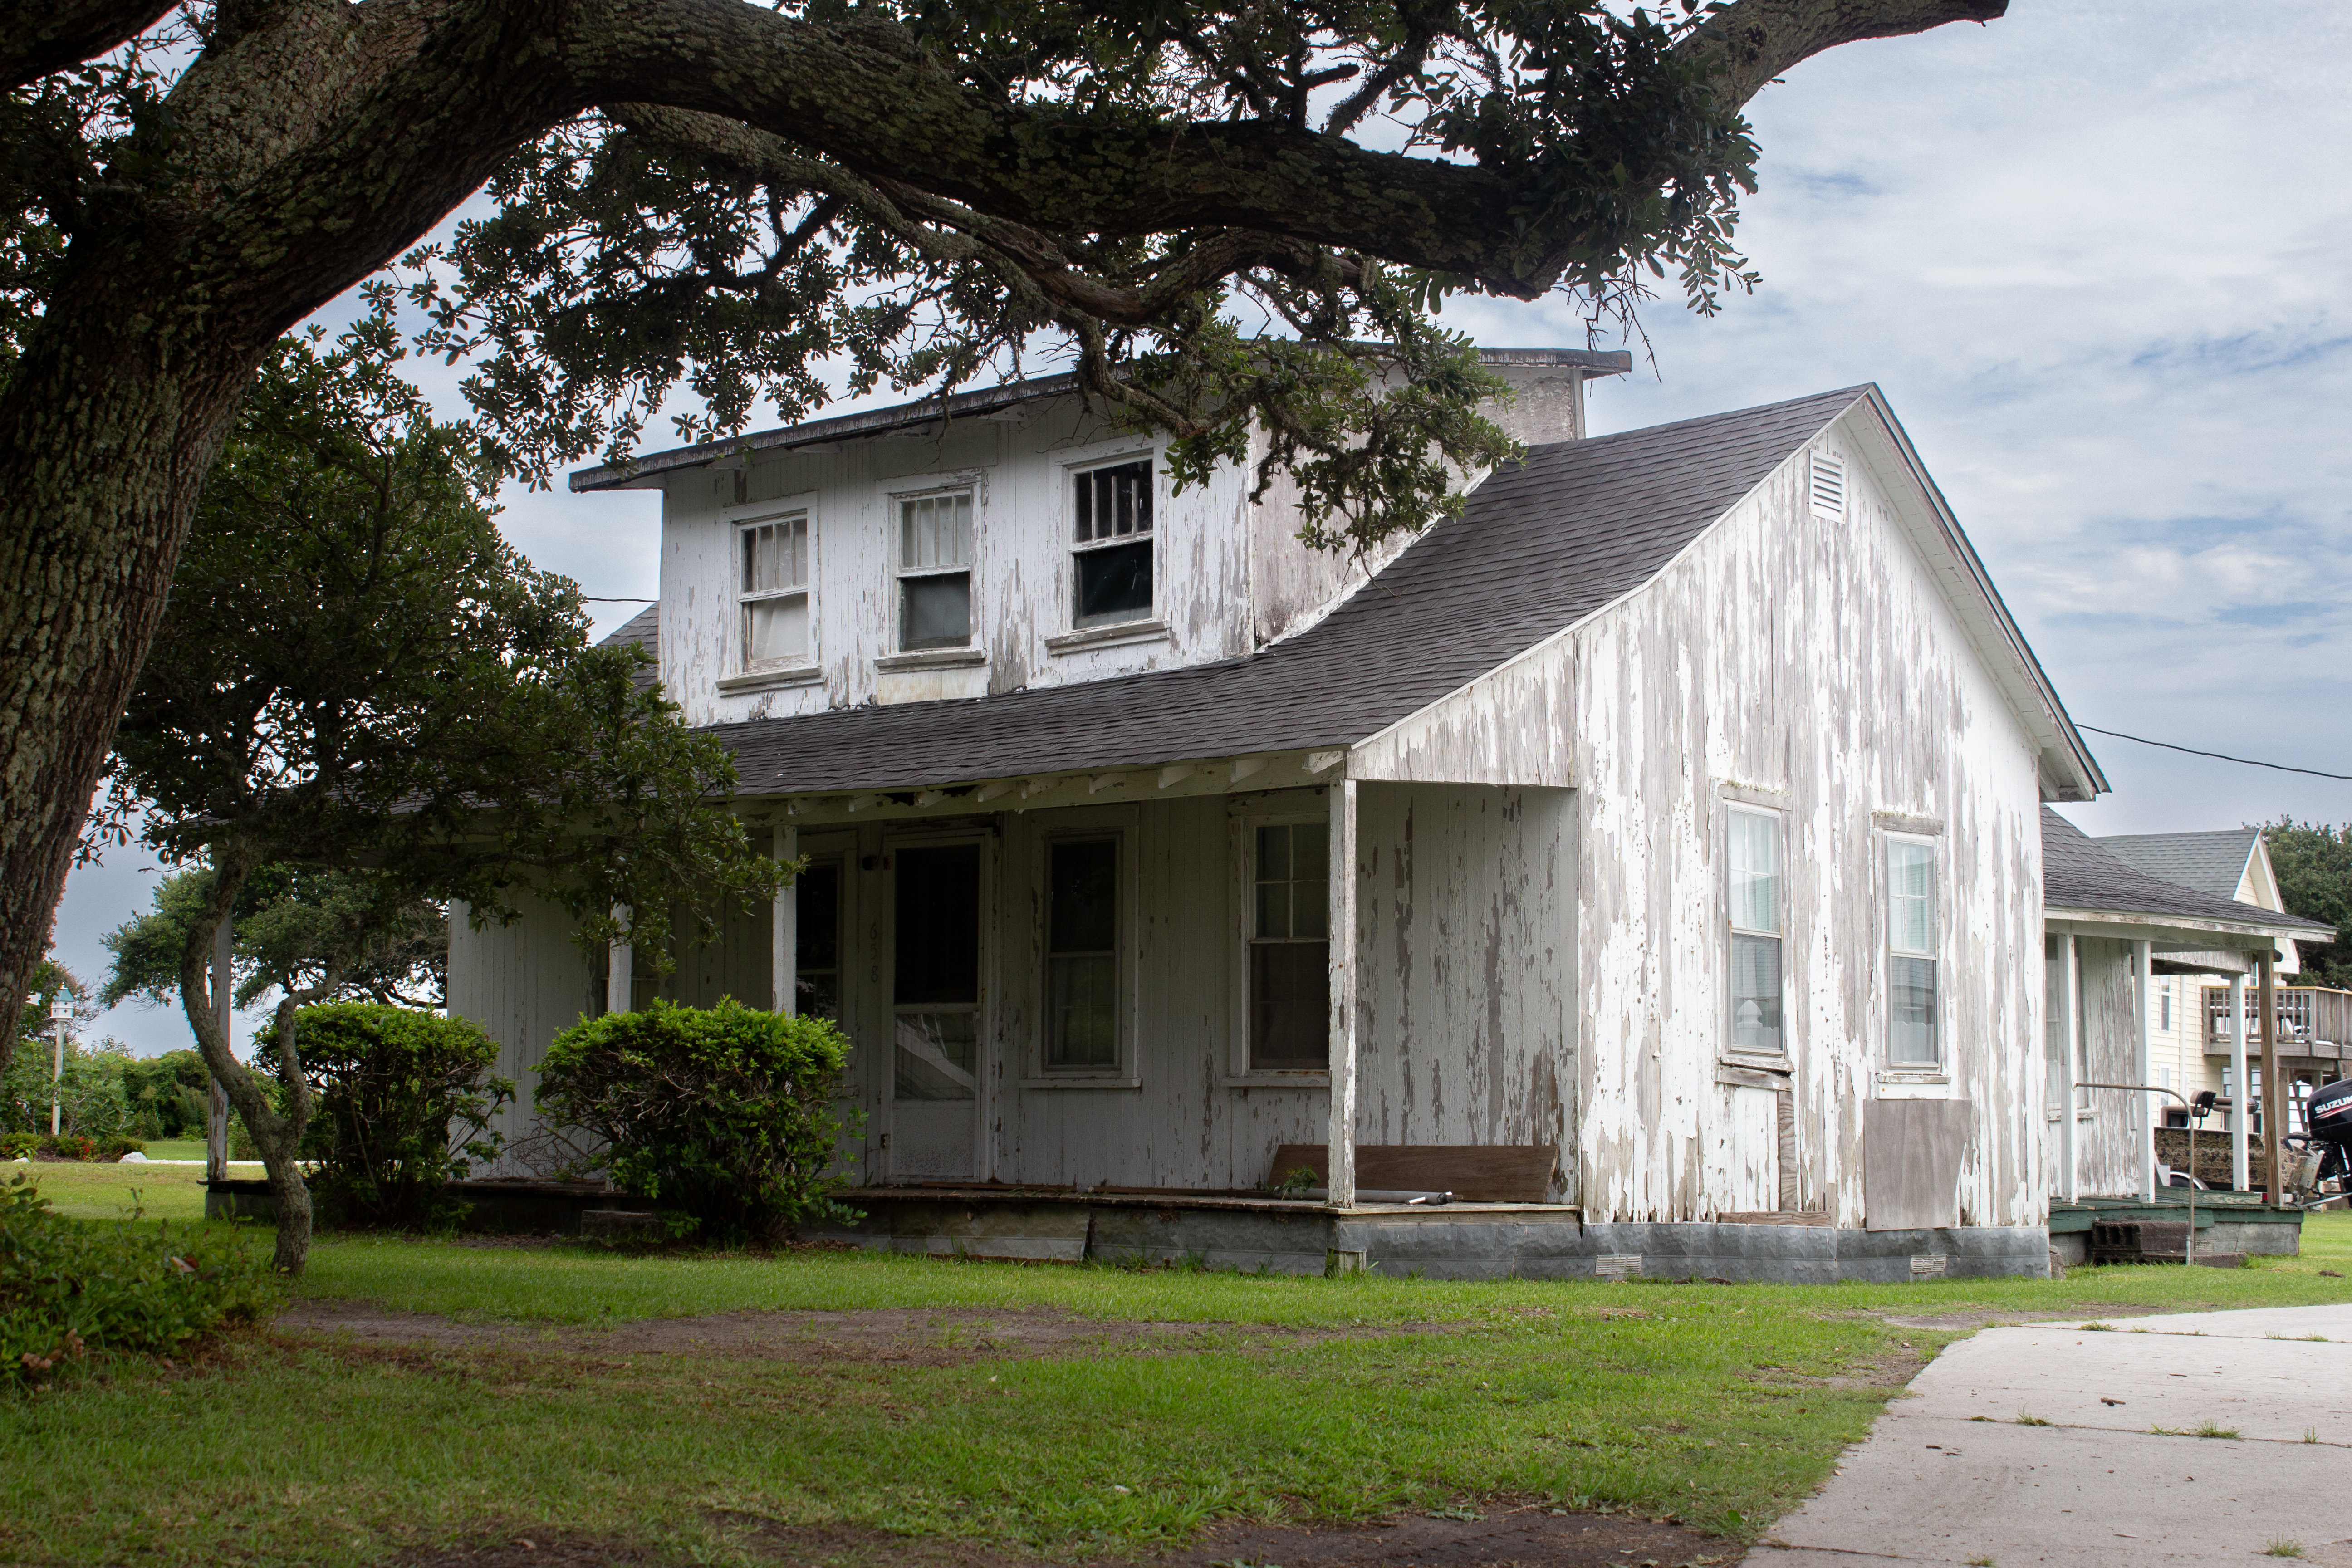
[2077,724,2352,783]
[583,596,655,603]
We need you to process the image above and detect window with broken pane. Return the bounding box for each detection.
[1071,459,1153,628]
[1045,837,1119,1070]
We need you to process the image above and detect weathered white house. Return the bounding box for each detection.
[453,350,2182,1279]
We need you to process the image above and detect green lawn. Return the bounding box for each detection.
[6,1160,260,1222]
[1,1200,2344,1568]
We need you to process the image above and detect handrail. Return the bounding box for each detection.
[2077,1081,2200,1264]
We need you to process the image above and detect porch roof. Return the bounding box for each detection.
[2043,808,2328,947]
[709,387,1869,795]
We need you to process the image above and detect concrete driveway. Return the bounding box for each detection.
[1747,1303,2352,1567]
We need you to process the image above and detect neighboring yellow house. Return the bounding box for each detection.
[2094,828,2342,1153]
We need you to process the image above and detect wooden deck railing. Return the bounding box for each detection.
[2202,984,2352,1055]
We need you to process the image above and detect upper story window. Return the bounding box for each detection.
[898,490,973,650]
[1072,459,1153,628]
[1887,838,1940,1067]
[1727,807,1783,1056]
[739,512,811,670]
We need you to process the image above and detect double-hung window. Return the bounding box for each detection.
[1045,837,1119,1070]
[1249,821,1329,1070]
[739,513,811,669]
[1727,808,1784,1057]
[1887,838,1940,1067]
[897,490,973,650]
[1071,459,1154,628]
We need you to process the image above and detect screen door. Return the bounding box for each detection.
[889,842,982,1179]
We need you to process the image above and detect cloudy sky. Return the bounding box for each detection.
[52,0,2352,1054]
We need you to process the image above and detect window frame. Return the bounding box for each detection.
[726,498,820,679]
[1723,801,1788,1065]
[1884,832,1943,1073]
[1024,807,1140,1087]
[1227,800,1334,1085]
[1063,451,1160,635]
[889,480,980,655]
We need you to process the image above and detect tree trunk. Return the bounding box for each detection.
[176,847,319,1273]
[0,265,266,1072]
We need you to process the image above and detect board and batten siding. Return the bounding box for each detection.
[1357,407,2050,1227]
[444,896,604,1166]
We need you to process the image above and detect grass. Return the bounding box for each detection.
[0,1195,2342,1568]
[5,1160,261,1222]
[2263,1541,2306,1558]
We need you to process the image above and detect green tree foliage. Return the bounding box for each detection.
[102,313,789,1273]
[537,999,857,1242]
[258,1004,511,1230]
[2263,820,2352,989]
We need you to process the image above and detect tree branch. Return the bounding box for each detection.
[0,0,172,91]
[1681,0,2009,110]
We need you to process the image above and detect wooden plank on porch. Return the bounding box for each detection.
[1268,1143,1559,1203]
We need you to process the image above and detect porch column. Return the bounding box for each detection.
[2259,948,2282,1205]
[2061,935,2080,1202]
[772,823,799,1015]
[606,905,633,1016]
[1325,776,1361,1207]
[206,917,232,1184]
[2230,972,2251,1191]
[2134,940,2155,1202]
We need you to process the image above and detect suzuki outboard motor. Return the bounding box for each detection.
[2308,1078,2352,1185]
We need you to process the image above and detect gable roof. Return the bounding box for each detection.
[2043,808,2326,939]
[708,386,1869,795]
[2093,828,2259,904]
[568,347,1635,494]
[597,604,662,692]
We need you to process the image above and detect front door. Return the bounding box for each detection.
[888,841,983,1181]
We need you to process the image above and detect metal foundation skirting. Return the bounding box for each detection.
[808,1192,2056,1282]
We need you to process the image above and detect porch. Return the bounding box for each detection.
[809,1185,2053,1282]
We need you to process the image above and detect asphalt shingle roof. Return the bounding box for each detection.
[2093,828,2259,903]
[596,605,662,692]
[707,386,1869,795]
[2043,808,2326,933]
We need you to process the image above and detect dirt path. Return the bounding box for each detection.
[278,1297,1440,1366]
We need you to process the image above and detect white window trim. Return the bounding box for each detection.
[1061,448,1161,635]
[1022,806,1142,1088]
[721,492,820,680]
[1225,799,1333,1087]
[887,474,985,658]
[1878,829,1949,1086]
[1723,799,1790,1069]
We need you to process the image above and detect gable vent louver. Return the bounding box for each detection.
[1809,453,1846,518]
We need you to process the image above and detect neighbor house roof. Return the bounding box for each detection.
[568,347,1635,494]
[687,385,2087,797]
[2093,828,2260,904]
[2043,809,2326,942]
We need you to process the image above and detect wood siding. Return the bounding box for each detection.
[444,897,603,1164]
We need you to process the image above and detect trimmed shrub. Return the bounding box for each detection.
[0,1133,34,1160]
[1,1176,282,1388]
[260,1003,511,1228]
[537,998,857,1241]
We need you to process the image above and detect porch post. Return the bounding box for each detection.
[2135,940,2155,1202]
[607,906,633,1016]
[2061,935,2080,1202]
[773,823,799,1015]
[1326,776,1360,1207]
[2259,947,2282,1205]
[2230,971,2251,1191]
[206,918,232,1184]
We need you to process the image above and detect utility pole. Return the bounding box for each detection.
[47,991,70,1137]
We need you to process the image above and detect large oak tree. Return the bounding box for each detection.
[0,0,2005,1043]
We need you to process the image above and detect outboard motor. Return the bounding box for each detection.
[2308,1078,2352,1186]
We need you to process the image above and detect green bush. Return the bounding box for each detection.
[260,1003,510,1229]
[537,998,858,1241]
[0,1176,282,1389]
[1,1133,33,1161]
